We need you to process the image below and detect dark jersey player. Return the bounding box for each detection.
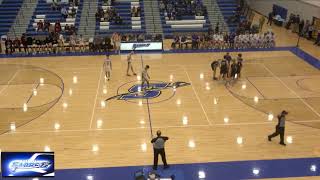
[236,53,243,78]
[219,59,228,80]
[224,52,232,77]
[230,60,238,79]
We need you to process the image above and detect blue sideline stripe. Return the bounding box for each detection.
[1,157,319,179]
[290,47,320,69]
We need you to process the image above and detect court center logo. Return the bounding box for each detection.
[106,81,190,104]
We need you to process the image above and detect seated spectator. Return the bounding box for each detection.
[21,33,28,53]
[121,35,128,41]
[55,21,62,33]
[136,7,141,17]
[35,38,42,53]
[103,0,110,5]
[96,7,104,21]
[61,6,68,19]
[131,6,137,17]
[95,11,100,21]
[13,37,21,53]
[37,20,44,32]
[70,24,76,35]
[191,34,199,49]
[65,24,71,35]
[180,35,187,49]
[48,23,54,34]
[103,10,110,22]
[26,36,33,54]
[58,34,65,52]
[44,20,50,31]
[215,22,219,34]
[40,38,47,53]
[78,35,85,52]
[51,0,60,11]
[128,34,136,41]
[171,35,180,49]
[69,5,77,18]
[155,34,162,41]
[71,0,79,6]
[115,14,122,25]
[69,33,77,52]
[159,1,165,12]
[52,34,59,53]
[5,38,13,54]
[137,34,144,42]
[110,7,117,20]
[31,38,37,53]
[45,36,53,53]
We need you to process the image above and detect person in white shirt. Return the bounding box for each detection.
[260,34,267,48]
[249,33,255,48]
[141,65,150,90]
[218,33,224,49]
[127,51,137,76]
[58,34,65,52]
[78,34,85,52]
[234,35,239,49]
[69,33,76,52]
[104,54,112,81]
[253,33,259,48]
[239,34,244,49]
[271,33,276,47]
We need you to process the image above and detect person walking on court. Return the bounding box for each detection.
[141,65,150,90]
[127,51,137,76]
[268,110,288,146]
[236,53,243,78]
[104,54,112,81]
[151,130,169,170]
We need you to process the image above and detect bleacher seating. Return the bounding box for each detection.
[95,0,145,36]
[216,0,244,32]
[0,0,24,36]
[158,0,211,38]
[26,0,83,36]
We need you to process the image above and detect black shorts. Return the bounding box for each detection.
[231,70,237,77]
[220,67,228,74]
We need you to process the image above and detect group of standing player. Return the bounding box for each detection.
[104,51,151,91]
[234,31,275,49]
[211,53,243,81]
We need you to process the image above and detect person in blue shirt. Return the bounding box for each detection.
[191,34,199,49]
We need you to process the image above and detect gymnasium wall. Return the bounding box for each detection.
[246,0,320,21]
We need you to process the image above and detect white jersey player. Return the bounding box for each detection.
[104,54,112,81]
[141,65,150,90]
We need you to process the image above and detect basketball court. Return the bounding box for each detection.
[0,13,320,180]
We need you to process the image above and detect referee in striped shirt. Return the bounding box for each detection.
[268,110,288,146]
[151,130,169,170]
